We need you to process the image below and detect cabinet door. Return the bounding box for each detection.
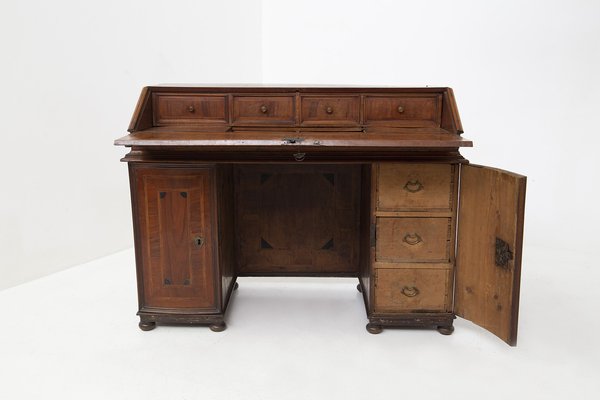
[134,166,218,311]
[455,165,526,345]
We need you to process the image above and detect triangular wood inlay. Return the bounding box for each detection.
[321,238,334,250]
[323,173,335,186]
[260,238,274,249]
[260,173,272,184]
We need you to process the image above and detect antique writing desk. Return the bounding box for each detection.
[115,85,526,345]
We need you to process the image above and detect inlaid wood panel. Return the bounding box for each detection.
[134,166,218,310]
[153,94,227,125]
[377,163,454,211]
[365,95,442,127]
[374,268,451,312]
[300,96,360,126]
[235,164,361,275]
[376,217,451,262]
[232,96,296,125]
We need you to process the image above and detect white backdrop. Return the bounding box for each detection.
[0,0,263,289]
[1,1,599,400]
[1,0,600,288]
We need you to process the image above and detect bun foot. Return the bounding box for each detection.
[234,282,239,291]
[139,321,156,331]
[209,322,227,332]
[437,325,455,335]
[356,283,363,293]
[366,323,383,334]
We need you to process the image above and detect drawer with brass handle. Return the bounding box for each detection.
[374,268,451,313]
[376,217,451,262]
[377,163,454,211]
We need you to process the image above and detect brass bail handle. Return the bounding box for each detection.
[403,233,422,245]
[401,286,419,297]
[403,179,424,193]
[293,152,306,162]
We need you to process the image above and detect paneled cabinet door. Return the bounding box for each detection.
[133,166,218,311]
[455,164,526,346]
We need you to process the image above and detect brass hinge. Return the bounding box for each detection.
[370,223,377,247]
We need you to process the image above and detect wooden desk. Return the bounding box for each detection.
[115,86,526,345]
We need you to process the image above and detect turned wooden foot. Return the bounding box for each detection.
[356,283,363,293]
[437,325,455,335]
[234,282,239,290]
[209,322,227,332]
[366,323,383,334]
[139,321,156,331]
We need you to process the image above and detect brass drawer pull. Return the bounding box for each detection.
[401,286,419,297]
[260,105,268,113]
[293,152,306,162]
[193,236,204,248]
[397,105,404,113]
[325,106,334,114]
[187,105,195,113]
[403,233,422,245]
[403,179,424,193]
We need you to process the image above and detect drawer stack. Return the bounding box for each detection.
[150,91,444,129]
[373,163,456,313]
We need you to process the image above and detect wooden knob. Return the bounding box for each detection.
[188,105,195,113]
[325,106,333,114]
[397,105,404,113]
[260,105,268,113]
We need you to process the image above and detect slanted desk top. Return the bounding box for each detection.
[115,86,525,345]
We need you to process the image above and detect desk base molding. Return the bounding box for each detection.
[367,313,455,335]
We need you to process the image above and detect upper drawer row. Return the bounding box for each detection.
[152,93,442,127]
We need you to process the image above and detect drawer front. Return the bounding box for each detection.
[376,217,451,262]
[377,163,454,211]
[153,94,227,125]
[374,268,450,312]
[232,96,296,125]
[300,96,360,126]
[365,95,441,126]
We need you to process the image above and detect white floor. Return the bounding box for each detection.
[0,245,598,400]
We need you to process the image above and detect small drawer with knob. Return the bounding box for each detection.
[232,96,296,125]
[374,268,451,312]
[377,163,455,211]
[153,94,227,125]
[376,217,451,263]
[364,95,442,127]
[300,96,360,126]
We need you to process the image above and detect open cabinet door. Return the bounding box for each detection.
[455,165,526,346]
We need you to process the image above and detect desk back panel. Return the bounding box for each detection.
[235,164,361,276]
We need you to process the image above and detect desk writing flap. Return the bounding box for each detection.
[455,164,526,346]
